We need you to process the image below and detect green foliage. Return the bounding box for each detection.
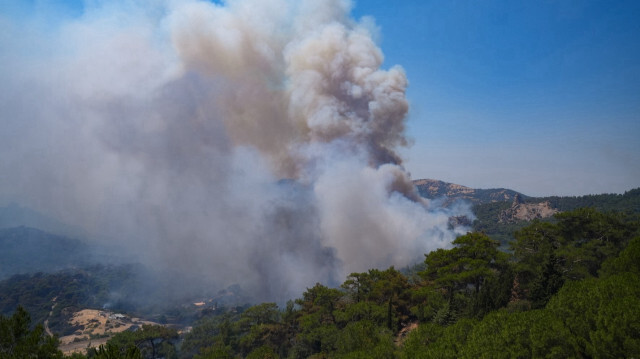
[544,188,640,214]
[510,208,639,305]
[456,309,577,358]
[87,343,142,359]
[397,216,640,358]
[334,320,395,358]
[399,322,444,359]
[182,303,287,358]
[546,273,640,358]
[472,201,527,246]
[511,220,560,279]
[0,306,63,358]
[236,304,286,357]
[401,284,638,359]
[344,268,411,331]
[418,318,477,358]
[408,286,445,322]
[555,208,637,278]
[421,232,509,320]
[472,187,640,246]
[335,301,387,328]
[106,324,178,359]
[193,342,234,359]
[237,303,280,329]
[290,284,343,356]
[600,236,640,276]
[528,253,565,309]
[246,345,279,359]
[180,313,237,358]
[423,232,505,296]
[473,263,514,317]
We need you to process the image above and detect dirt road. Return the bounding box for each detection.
[44,301,56,337]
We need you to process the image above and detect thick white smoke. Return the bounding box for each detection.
[0,0,468,302]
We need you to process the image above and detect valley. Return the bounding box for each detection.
[1,182,639,358]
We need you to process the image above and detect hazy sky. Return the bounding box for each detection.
[4,0,640,197]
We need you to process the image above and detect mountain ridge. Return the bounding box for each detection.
[413,178,527,205]
[414,179,640,246]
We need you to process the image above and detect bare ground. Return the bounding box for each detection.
[57,309,159,356]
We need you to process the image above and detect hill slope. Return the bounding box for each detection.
[0,203,86,238]
[414,179,525,205]
[414,179,640,246]
[0,227,100,279]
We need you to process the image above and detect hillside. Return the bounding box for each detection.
[0,226,130,280]
[498,195,558,223]
[0,203,86,238]
[79,209,640,358]
[414,179,640,246]
[0,263,252,335]
[415,178,640,215]
[0,227,97,279]
[2,205,639,358]
[414,178,526,205]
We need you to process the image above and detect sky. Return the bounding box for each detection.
[3,0,640,197]
[352,0,640,196]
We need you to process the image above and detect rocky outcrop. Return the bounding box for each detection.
[498,195,558,223]
[413,179,525,205]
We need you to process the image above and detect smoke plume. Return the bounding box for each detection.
[0,0,468,302]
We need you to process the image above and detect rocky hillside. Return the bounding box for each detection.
[414,179,640,246]
[498,195,558,223]
[414,179,525,205]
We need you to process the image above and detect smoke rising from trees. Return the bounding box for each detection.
[0,0,469,301]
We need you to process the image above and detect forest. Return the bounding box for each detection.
[471,187,640,246]
[1,207,639,358]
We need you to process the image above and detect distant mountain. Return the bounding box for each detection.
[0,203,87,238]
[0,227,96,279]
[413,178,640,215]
[0,226,129,280]
[413,179,526,205]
